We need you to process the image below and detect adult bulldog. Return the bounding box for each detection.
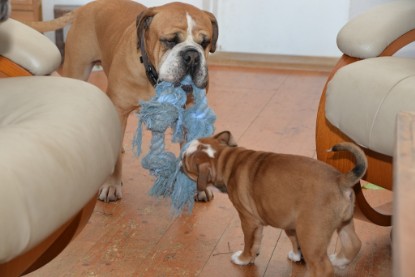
[28,0,218,202]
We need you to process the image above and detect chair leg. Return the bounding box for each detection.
[354,184,392,226]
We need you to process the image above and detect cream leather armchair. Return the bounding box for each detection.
[316,0,415,226]
[0,18,121,276]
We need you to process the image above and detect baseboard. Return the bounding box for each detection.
[208,52,338,73]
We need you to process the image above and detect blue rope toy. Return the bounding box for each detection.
[133,75,216,215]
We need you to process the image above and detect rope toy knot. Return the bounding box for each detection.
[133,75,216,215]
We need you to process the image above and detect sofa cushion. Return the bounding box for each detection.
[0,76,121,262]
[0,19,61,75]
[325,56,415,156]
[337,1,415,59]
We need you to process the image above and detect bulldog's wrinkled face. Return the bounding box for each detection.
[137,2,218,88]
[0,0,10,22]
[182,131,237,193]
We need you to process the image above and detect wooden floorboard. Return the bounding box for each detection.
[27,65,392,277]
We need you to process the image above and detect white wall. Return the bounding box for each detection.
[214,0,349,57]
[41,0,400,58]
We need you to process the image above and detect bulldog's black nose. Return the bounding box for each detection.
[182,49,200,68]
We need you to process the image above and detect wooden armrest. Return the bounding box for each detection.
[0,56,32,77]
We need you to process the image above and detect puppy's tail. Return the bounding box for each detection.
[23,10,77,33]
[328,142,368,188]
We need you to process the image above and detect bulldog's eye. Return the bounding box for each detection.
[161,37,179,49]
[200,39,210,50]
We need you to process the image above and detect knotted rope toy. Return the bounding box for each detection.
[133,75,216,215]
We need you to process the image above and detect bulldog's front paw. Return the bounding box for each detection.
[98,181,123,202]
[288,250,303,262]
[231,250,254,265]
[195,188,214,202]
[329,254,350,269]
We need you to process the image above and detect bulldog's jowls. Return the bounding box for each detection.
[25,0,218,202]
[182,131,367,277]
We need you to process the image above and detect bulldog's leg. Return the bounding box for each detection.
[98,110,128,202]
[231,217,262,265]
[330,219,361,268]
[296,222,334,277]
[62,58,95,81]
[285,229,303,262]
[251,225,264,257]
[194,189,214,202]
[61,25,99,81]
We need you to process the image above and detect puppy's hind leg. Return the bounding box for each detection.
[330,219,361,268]
[285,229,303,262]
[297,222,334,277]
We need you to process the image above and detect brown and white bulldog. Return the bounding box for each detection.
[26,0,218,202]
[182,131,367,277]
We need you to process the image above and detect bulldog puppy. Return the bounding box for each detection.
[25,0,218,202]
[182,131,367,277]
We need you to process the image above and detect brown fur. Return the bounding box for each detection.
[182,131,367,277]
[24,0,218,202]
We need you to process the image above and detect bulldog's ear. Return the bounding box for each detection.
[197,162,214,191]
[136,8,157,49]
[214,131,237,147]
[203,11,218,53]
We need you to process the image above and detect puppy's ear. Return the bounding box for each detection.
[203,11,219,53]
[136,8,157,49]
[197,162,214,191]
[214,131,237,147]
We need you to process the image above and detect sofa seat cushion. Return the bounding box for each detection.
[325,56,415,156]
[0,76,121,262]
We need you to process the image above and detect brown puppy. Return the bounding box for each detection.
[182,131,367,277]
[26,0,218,202]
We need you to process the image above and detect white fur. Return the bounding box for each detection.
[231,251,250,265]
[288,250,302,262]
[184,140,200,156]
[186,12,195,39]
[329,254,350,268]
[203,144,216,158]
[184,140,216,158]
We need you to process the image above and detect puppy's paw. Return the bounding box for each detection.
[231,250,254,266]
[195,188,214,202]
[98,181,123,202]
[329,254,350,269]
[288,250,302,262]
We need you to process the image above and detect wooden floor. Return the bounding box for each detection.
[28,65,392,277]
